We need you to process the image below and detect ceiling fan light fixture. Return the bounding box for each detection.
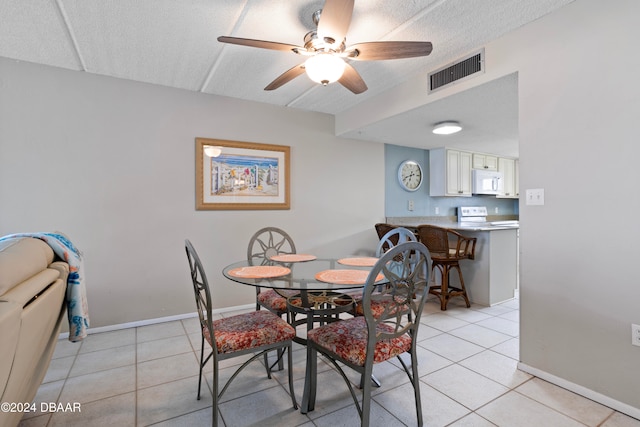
[433,121,462,135]
[204,146,222,157]
[305,53,345,85]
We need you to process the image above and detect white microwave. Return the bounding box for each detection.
[472,169,504,195]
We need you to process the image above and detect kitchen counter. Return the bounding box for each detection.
[386,216,519,231]
[386,217,519,306]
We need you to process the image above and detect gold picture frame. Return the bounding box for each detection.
[195,138,290,210]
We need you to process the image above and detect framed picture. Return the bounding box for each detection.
[195,138,290,210]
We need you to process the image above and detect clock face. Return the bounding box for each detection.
[398,160,423,191]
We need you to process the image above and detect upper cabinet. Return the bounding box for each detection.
[497,157,519,199]
[430,148,472,197]
[472,153,498,171]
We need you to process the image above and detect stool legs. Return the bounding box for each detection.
[429,262,471,310]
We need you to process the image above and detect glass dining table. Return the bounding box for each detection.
[222,255,383,342]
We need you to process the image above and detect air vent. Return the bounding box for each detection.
[429,49,484,92]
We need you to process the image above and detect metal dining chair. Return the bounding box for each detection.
[350,226,418,318]
[248,227,298,318]
[301,241,431,427]
[184,239,297,426]
[247,227,299,371]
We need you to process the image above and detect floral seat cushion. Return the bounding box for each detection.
[307,316,411,366]
[257,289,297,313]
[204,310,295,354]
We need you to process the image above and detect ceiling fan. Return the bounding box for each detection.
[217,0,433,94]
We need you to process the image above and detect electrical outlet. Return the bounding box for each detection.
[632,324,640,347]
[494,207,499,214]
[408,200,414,211]
[435,207,439,215]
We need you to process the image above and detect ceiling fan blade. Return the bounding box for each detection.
[317,0,354,44]
[264,63,307,91]
[339,63,367,94]
[346,41,433,61]
[217,36,305,53]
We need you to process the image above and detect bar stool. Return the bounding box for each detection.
[416,225,477,310]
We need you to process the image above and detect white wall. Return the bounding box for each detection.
[512,0,640,414]
[335,0,640,417]
[0,58,385,328]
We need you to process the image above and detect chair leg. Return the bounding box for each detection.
[212,360,219,427]
[197,335,205,400]
[301,344,317,413]
[440,265,450,311]
[454,264,471,307]
[287,344,298,410]
[411,351,423,426]
[361,365,374,427]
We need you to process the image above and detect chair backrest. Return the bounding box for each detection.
[185,239,216,352]
[374,223,395,241]
[361,241,431,352]
[375,226,417,256]
[247,227,296,265]
[416,225,477,260]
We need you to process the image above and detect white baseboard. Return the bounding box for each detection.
[58,303,255,340]
[518,362,640,420]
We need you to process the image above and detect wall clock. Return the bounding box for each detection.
[398,160,423,192]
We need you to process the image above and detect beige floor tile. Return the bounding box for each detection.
[137,376,212,426]
[390,345,453,378]
[58,365,136,405]
[311,398,402,427]
[497,309,519,323]
[137,352,201,389]
[17,414,51,427]
[424,364,509,410]
[445,307,494,323]
[137,320,186,343]
[416,323,445,342]
[472,305,514,317]
[422,312,470,332]
[459,350,531,388]
[448,323,512,348]
[516,377,614,426]
[420,333,484,362]
[21,380,65,420]
[489,337,519,360]
[601,412,640,427]
[150,407,215,426]
[49,392,135,427]
[448,412,497,426]
[69,344,136,377]
[78,328,135,353]
[218,383,305,427]
[381,380,471,427]
[42,355,75,384]
[137,334,193,362]
[51,338,82,359]
[475,316,519,337]
[477,391,586,427]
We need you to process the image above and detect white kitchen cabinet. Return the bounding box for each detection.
[472,153,498,170]
[497,157,518,198]
[430,148,472,197]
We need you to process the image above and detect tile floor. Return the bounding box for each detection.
[18,295,640,427]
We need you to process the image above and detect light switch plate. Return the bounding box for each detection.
[526,188,545,205]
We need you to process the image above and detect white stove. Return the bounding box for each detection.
[458,206,519,227]
[458,206,488,224]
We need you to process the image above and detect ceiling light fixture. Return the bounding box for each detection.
[432,121,462,135]
[204,146,222,157]
[305,53,346,86]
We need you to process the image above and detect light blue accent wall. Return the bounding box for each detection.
[385,144,518,217]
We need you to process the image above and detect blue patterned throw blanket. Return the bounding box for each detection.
[0,232,89,342]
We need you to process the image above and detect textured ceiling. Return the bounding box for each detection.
[0,0,574,156]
